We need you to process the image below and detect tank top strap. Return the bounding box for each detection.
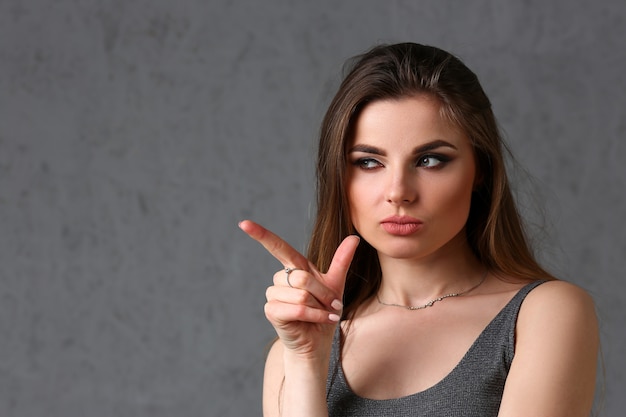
[494,280,548,364]
[327,324,343,397]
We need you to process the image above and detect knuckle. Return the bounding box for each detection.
[272,270,283,285]
[294,289,310,305]
[263,302,274,320]
[292,303,308,318]
[264,301,282,323]
[268,239,284,254]
[290,272,307,288]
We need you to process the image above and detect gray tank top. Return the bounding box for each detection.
[326,280,546,417]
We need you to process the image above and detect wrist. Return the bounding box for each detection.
[282,349,330,379]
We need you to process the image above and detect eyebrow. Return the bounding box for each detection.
[348,139,458,156]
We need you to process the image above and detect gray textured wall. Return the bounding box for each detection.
[0,1,624,416]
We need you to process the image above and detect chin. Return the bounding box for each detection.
[372,241,435,261]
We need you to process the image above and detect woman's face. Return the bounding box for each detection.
[346,96,477,263]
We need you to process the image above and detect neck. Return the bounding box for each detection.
[376,236,485,307]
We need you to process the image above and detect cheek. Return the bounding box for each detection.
[346,176,376,225]
[431,171,476,218]
[347,182,364,220]
[346,178,358,223]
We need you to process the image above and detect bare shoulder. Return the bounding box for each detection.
[498,280,599,416]
[516,279,599,354]
[520,279,597,322]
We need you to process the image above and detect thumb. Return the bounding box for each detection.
[324,235,360,296]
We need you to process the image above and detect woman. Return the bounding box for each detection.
[239,43,598,417]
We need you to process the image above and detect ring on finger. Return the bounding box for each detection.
[284,267,300,288]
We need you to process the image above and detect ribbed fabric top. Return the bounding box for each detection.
[326,280,546,417]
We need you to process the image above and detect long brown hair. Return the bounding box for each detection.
[306,43,555,320]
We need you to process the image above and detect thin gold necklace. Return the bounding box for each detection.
[376,270,488,311]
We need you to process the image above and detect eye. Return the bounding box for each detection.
[354,158,383,170]
[417,154,449,168]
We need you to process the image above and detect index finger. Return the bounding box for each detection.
[238,220,309,270]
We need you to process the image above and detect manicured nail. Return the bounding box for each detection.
[329,313,341,322]
[331,299,343,311]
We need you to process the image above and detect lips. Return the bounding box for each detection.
[380,215,423,236]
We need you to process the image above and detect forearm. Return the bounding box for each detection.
[279,351,330,417]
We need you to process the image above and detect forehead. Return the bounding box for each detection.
[350,96,468,149]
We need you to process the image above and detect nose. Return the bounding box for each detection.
[385,167,417,205]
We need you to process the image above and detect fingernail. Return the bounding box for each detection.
[331,299,343,311]
[329,313,341,322]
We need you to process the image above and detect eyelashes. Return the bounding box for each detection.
[353,158,383,170]
[352,154,452,170]
[417,154,451,168]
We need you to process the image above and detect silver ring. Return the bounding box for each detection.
[285,267,299,288]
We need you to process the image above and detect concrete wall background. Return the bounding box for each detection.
[0,1,624,416]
